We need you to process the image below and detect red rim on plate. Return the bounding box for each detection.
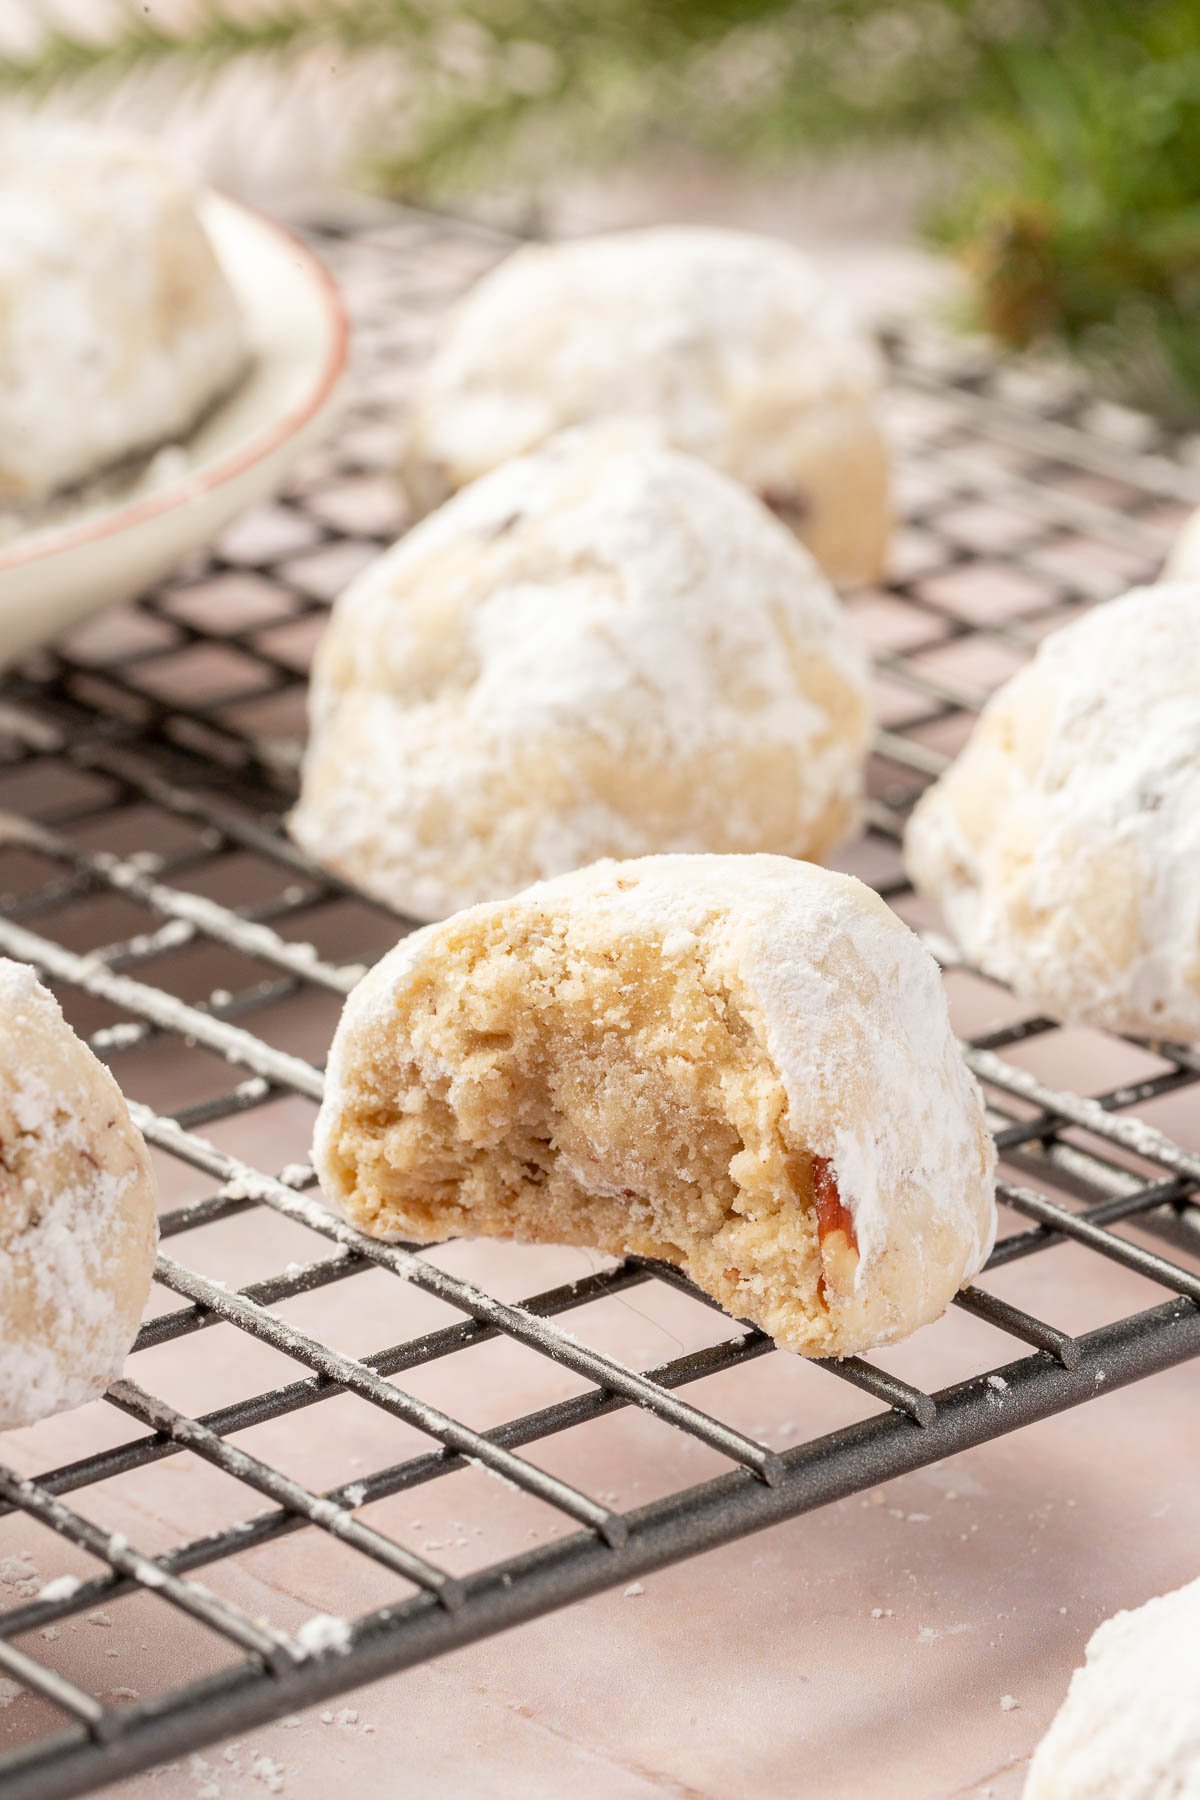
[0,198,350,574]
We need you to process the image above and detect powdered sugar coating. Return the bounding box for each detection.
[0,128,247,505]
[1024,1576,1200,1798]
[906,584,1200,1043]
[0,959,158,1429]
[1164,505,1200,582]
[403,226,890,584]
[316,856,995,1354]
[292,428,873,922]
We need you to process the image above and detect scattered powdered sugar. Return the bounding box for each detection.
[249,1755,286,1793]
[177,1741,290,1795]
[623,1582,645,1599]
[315,1705,374,1734]
[93,853,357,996]
[456,1454,525,1496]
[0,1679,21,1707]
[220,1174,280,1203]
[187,1752,222,1799]
[118,920,194,960]
[295,1613,352,1657]
[0,1553,39,1597]
[37,1574,82,1603]
[91,1021,146,1053]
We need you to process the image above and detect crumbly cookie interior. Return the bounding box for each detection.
[324,905,861,1352]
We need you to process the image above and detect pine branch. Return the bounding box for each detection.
[3,0,1198,411]
[0,0,426,93]
[935,1,1200,411]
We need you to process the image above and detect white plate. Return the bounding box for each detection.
[0,194,349,666]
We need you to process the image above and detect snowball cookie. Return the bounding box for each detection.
[1164,503,1200,581]
[0,960,158,1429]
[0,128,248,505]
[291,429,873,922]
[1025,1577,1200,1799]
[905,583,1200,1043]
[402,227,890,585]
[314,856,996,1358]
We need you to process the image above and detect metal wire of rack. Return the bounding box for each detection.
[0,207,1197,1800]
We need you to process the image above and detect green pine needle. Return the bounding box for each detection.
[3,0,1199,413]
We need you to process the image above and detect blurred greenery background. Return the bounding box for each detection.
[4,0,1199,416]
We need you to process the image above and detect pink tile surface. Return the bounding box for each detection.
[0,958,1192,1799]
[1,1274,1192,1799]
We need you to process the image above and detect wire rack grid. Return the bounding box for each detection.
[0,207,1196,1800]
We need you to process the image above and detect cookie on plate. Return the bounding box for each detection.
[0,960,159,1429]
[313,855,996,1358]
[292,427,873,921]
[0,129,248,505]
[403,227,890,585]
[905,583,1200,1043]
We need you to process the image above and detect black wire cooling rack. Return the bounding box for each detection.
[0,207,1197,1800]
